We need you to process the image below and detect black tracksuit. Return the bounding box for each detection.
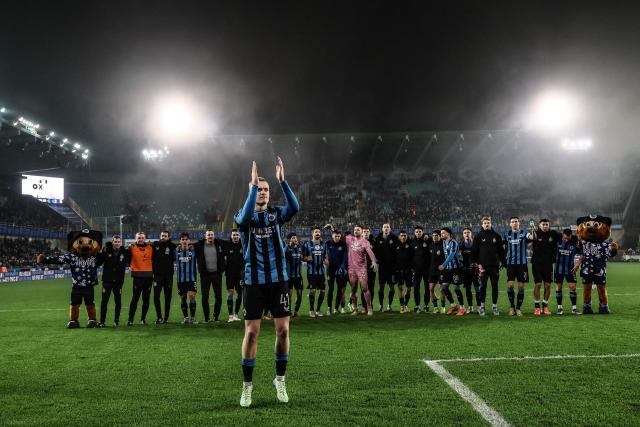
[224,239,244,315]
[396,240,413,306]
[100,243,129,324]
[193,239,226,321]
[471,228,507,305]
[151,239,176,321]
[373,233,399,307]
[411,236,431,307]
[531,230,561,283]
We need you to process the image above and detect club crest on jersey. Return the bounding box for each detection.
[492,238,496,243]
[405,244,409,248]
[268,213,276,222]
[548,237,553,242]
[436,250,441,255]
[423,243,427,247]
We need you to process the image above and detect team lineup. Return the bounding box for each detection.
[36,157,619,409]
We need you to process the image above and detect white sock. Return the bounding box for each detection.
[244,381,252,387]
[276,375,285,382]
[492,304,497,309]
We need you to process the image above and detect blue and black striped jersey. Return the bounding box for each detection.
[285,243,302,279]
[176,248,197,283]
[555,240,578,275]
[443,239,462,270]
[504,229,531,265]
[234,181,299,286]
[303,240,326,276]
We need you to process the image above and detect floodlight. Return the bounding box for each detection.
[527,90,578,133]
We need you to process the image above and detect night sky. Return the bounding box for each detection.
[1,0,639,165]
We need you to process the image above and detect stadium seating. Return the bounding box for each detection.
[0,189,66,230]
[0,237,61,270]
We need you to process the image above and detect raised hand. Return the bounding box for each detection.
[251,161,259,187]
[275,156,285,183]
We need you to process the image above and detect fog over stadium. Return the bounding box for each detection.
[3,2,640,424]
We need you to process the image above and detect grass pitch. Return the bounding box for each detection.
[0,263,639,426]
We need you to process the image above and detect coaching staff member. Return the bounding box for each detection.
[194,230,226,322]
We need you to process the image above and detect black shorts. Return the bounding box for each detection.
[307,274,326,290]
[532,263,553,283]
[177,282,197,295]
[442,269,462,285]
[396,269,413,287]
[462,269,479,287]
[226,274,242,291]
[506,264,529,283]
[555,272,577,284]
[581,273,606,286]
[378,267,395,286]
[288,277,303,290]
[70,286,95,305]
[243,282,291,320]
[428,270,442,284]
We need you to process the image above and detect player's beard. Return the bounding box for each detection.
[256,201,267,207]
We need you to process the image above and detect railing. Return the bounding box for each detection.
[65,196,93,228]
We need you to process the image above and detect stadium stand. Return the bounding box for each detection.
[0,237,61,270]
[0,188,66,230]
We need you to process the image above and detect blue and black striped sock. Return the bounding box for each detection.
[227,295,233,314]
[242,358,255,383]
[309,293,315,312]
[507,288,515,308]
[275,353,288,377]
[556,290,563,306]
[181,297,188,317]
[516,288,525,309]
[569,291,577,306]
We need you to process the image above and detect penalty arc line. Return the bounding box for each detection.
[424,360,512,427]
[424,353,640,427]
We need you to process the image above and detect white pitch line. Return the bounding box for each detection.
[424,360,512,427]
[0,308,66,313]
[427,353,640,364]
[423,353,640,427]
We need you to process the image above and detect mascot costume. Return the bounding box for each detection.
[575,215,618,314]
[38,229,104,328]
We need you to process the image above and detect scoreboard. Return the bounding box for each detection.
[21,174,64,204]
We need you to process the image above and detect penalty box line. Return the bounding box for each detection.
[423,353,640,427]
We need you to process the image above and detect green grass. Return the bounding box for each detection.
[1,263,639,426]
